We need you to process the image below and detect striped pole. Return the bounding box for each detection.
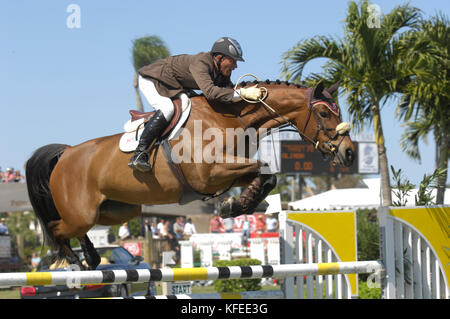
[0,261,383,288]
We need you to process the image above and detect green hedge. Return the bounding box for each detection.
[213,258,262,292]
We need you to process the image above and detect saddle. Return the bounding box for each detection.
[128,98,183,138]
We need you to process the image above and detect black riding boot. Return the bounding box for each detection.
[128,110,169,172]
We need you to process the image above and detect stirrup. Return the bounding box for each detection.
[128,152,152,172]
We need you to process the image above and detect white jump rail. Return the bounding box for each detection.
[0,261,382,288]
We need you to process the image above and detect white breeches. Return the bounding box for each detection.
[138,75,174,121]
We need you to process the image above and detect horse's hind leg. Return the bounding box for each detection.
[79,235,100,270]
[47,231,85,270]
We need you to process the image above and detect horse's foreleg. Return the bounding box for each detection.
[219,172,277,218]
[204,156,263,187]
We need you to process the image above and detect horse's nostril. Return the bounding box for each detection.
[345,148,354,163]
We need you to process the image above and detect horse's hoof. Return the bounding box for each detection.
[219,197,242,218]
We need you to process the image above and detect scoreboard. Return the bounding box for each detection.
[280,140,359,175]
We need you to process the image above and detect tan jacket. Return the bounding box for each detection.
[138,52,235,103]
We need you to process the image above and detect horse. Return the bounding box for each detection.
[25,79,355,270]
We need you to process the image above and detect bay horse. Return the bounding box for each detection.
[26,79,355,270]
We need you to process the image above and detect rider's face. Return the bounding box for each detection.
[217,55,237,77]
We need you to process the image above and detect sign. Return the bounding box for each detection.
[0,183,32,212]
[267,238,280,265]
[358,142,379,174]
[249,238,265,264]
[122,242,142,256]
[164,282,192,295]
[171,282,192,294]
[280,140,358,175]
[180,241,194,268]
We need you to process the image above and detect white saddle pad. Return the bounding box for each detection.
[119,93,191,152]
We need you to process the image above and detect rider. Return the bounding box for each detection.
[129,37,264,172]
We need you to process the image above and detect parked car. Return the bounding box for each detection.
[20,245,157,299]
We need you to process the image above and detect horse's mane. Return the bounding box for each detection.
[190,79,306,101]
[236,79,306,89]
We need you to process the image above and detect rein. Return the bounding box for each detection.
[233,74,349,162]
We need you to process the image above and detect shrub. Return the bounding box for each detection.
[358,280,381,299]
[357,209,379,281]
[213,258,262,293]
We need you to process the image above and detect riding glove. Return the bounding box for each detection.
[239,85,263,101]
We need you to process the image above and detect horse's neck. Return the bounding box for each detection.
[190,86,307,133]
[240,87,308,133]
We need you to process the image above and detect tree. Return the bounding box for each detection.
[396,13,450,204]
[281,0,421,206]
[131,36,170,111]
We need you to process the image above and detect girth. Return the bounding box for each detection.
[159,139,237,205]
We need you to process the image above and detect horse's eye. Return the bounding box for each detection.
[320,111,329,118]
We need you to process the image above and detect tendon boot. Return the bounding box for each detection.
[128,110,169,172]
[219,174,277,218]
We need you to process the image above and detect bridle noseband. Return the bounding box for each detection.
[298,89,350,161]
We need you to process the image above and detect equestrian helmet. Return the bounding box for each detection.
[211,37,244,62]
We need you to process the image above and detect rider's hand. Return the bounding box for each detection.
[240,85,263,101]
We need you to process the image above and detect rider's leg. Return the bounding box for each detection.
[129,76,173,172]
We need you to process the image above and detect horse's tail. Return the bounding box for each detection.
[25,144,69,252]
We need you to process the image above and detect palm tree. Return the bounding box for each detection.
[281,0,421,206]
[131,35,170,111]
[396,13,450,204]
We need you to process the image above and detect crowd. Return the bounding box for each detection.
[115,217,198,259]
[209,213,279,237]
[0,167,25,183]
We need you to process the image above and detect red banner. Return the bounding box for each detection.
[122,242,142,256]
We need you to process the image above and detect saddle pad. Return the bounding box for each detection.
[119,93,191,152]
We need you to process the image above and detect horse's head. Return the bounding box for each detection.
[295,80,355,167]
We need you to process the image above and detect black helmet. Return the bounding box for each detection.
[211,37,244,62]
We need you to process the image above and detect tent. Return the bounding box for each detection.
[288,178,450,210]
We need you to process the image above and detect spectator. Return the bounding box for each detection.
[118,222,131,240]
[31,252,41,269]
[183,218,197,236]
[173,217,184,239]
[157,218,166,238]
[256,215,266,237]
[14,170,24,183]
[242,216,250,240]
[209,215,223,233]
[0,218,9,235]
[223,217,234,233]
[164,220,179,253]
[3,168,14,183]
[266,214,279,233]
[140,218,151,237]
[150,221,159,239]
[107,228,116,244]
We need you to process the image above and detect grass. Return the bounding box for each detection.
[0,288,20,299]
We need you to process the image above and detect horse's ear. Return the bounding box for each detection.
[313,80,325,98]
[326,80,342,95]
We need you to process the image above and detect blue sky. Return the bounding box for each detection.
[0,0,448,186]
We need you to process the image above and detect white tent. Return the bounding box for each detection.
[288,178,450,210]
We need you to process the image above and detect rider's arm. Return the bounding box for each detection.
[189,58,235,103]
